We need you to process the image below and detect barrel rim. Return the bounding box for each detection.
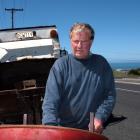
[0,125,108,139]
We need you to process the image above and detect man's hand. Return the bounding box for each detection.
[93,118,103,134]
[88,117,103,134]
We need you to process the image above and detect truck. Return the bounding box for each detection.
[0,25,67,124]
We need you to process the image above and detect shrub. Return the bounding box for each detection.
[128,68,140,75]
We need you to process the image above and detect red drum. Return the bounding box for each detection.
[0,125,108,140]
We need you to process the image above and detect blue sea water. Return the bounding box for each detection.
[110,62,140,70]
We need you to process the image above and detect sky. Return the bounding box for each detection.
[0,0,140,63]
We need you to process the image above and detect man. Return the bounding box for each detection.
[42,22,116,134]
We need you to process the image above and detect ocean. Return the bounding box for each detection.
[110,62,140,70]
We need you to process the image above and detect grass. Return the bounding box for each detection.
[113,70,140,78]
[113,70,127,78]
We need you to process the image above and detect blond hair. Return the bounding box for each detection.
[70,22,95,40]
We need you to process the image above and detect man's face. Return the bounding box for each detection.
[71,30,93,59]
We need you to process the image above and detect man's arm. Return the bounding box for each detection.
[42,63,63,125]
[95,63,116,125]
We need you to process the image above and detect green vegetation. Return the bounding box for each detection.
[113,70,127,78]
[113,68,140,78]
[128,68,140,75]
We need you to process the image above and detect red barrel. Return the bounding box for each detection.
[0,125,108,140]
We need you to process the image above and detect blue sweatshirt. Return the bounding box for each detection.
[42,54,116,129]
